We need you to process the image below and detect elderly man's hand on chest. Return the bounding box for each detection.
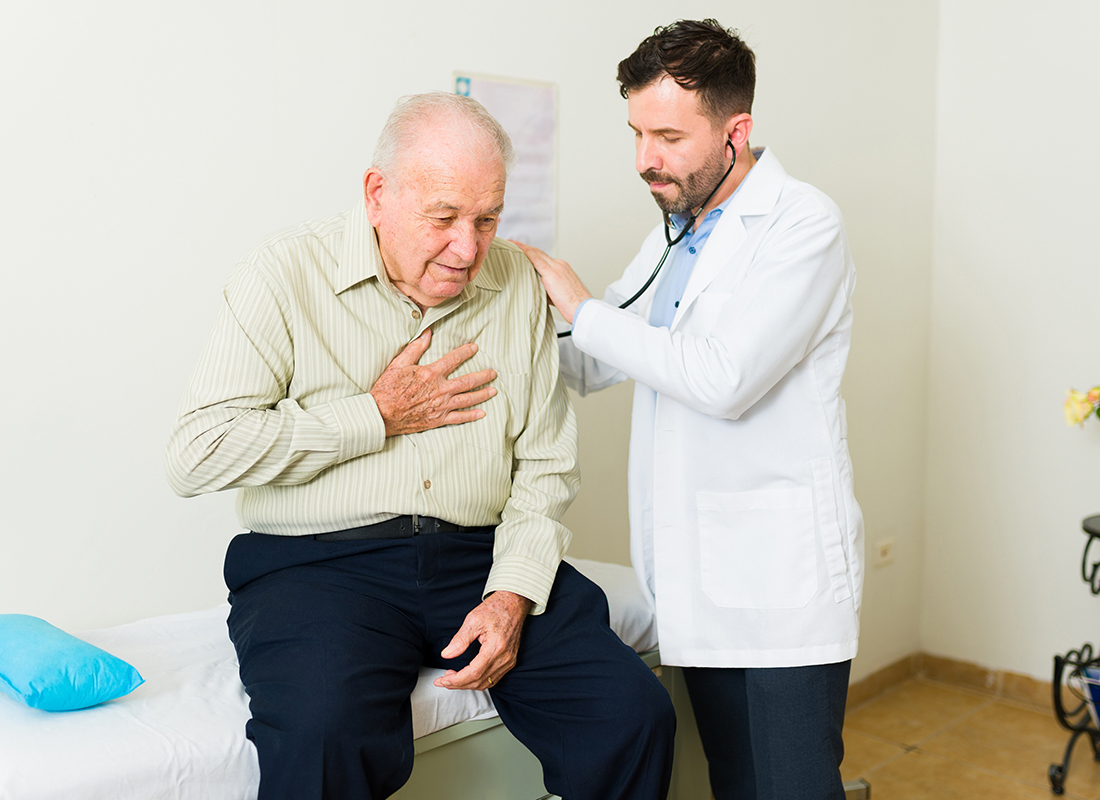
[370,328,498,437]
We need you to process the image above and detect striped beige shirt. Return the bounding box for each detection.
[166,200,579,612]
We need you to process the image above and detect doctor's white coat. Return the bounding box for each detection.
[561,148,862,668]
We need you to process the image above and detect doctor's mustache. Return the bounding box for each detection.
[640,169,682,187]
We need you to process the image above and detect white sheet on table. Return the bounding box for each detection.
[0,558,653,800]
[0,606,257,800]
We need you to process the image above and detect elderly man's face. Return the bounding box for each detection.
[365,138,506,309]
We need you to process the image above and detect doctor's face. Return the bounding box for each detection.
[628,76,731,215]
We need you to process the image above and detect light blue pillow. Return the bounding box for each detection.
[0,614,145,711]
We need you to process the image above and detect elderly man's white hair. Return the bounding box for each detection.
[372,92,516,183]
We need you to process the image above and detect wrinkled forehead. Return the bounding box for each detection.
[398,115,504,176]
[394,137,506,212]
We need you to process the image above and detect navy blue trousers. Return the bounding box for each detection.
[681,661,851,800]
[224,531,675,800]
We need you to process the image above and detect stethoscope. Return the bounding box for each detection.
[558,139,737,338]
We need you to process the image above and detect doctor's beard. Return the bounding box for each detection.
[641,143,730,216]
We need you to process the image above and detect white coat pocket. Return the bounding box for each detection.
[697,488,818,609]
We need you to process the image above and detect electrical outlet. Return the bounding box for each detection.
[873,538,895,568]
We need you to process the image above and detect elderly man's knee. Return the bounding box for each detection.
[611,665,677,744]
[645,675,678,737]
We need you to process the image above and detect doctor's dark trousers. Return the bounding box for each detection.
[681,661,851,800]
[223,530,676,800]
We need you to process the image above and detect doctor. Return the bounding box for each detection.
[515,19,862,800]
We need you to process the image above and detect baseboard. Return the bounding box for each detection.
[847,651,1053,710]
[846,653,923,709]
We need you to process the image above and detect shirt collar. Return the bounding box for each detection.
[668,186,734,233]
[335,199,383,294]
[335,198,504,297]
[730,147,784,216]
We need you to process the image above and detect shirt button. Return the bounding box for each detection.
[412,310,421,320]
[688,246,696,254]
[423,480,431,490]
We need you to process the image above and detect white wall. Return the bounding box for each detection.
[923,0,1100,679]
[0,0,937,685]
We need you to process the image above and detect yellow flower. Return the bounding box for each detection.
[1065,389,1097,426]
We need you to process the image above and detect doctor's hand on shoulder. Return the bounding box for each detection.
[511,240,592,326]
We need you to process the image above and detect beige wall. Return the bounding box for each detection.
[0,1,939,686]
[922,0,1100,679]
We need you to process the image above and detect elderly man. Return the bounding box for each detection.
[166,93,674,800]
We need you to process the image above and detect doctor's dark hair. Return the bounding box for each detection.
[617,19,756,125]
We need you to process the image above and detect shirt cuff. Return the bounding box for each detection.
[483,555,559,616]
[568,296,611,349]
[317,393,387,462]
[572,297,593,329]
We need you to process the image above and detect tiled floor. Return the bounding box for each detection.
[842,678,1100,798]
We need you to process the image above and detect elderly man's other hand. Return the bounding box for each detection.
[370,328,497,437]
[510,240,593,325]
[434,590,533,691]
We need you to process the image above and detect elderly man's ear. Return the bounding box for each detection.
[363,168,385,224]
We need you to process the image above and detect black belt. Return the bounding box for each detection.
[311,515,486,541]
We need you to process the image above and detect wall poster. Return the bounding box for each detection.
[454,73,557,254]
